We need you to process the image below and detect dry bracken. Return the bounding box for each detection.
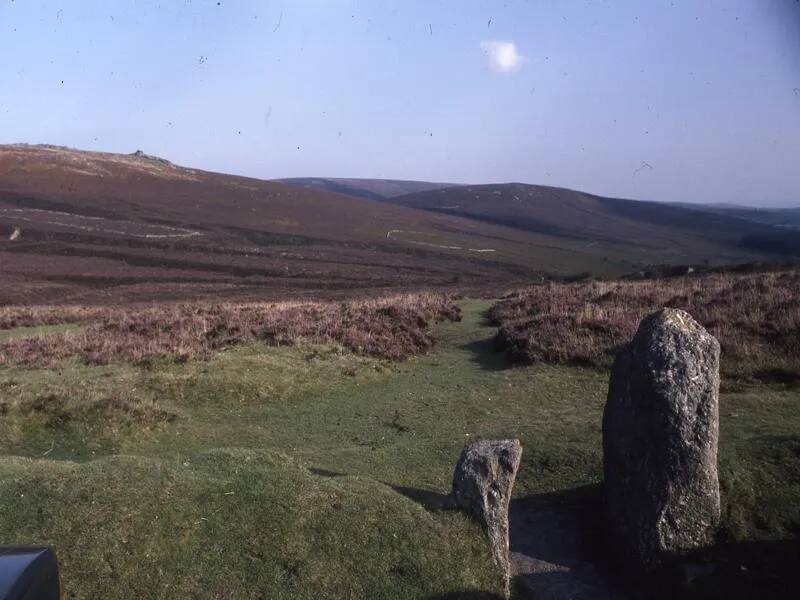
[491,270,800,379]
[0,293,461,366]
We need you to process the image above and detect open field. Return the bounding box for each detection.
[0,299,798,598]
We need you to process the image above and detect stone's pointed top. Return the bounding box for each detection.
[631,308,721,366]
[642,308,706,334]
[459,438,522,468]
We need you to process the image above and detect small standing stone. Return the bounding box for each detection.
[448,438,522,596]
[603,308,721,568]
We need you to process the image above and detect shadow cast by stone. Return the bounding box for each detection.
[508,484,620,598]
[509,484,800,599]
[752,367,800,388]
[387,484,449,511]
[672,537,800,600]
[510,484,606,567]
[619,537,800,600]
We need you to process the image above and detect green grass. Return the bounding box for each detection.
[0,300,798,598]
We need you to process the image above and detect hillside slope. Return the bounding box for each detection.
[0,146,770,305]
[275,177,456,201]
[0,146,437,242]
[0,145,659,305]
[1,146,540,304]
[391,183,777,256]
[673,203,800,255]
[672,203,800,230]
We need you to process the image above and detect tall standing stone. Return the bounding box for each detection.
[448,438,522,597]
[603,308,721,568]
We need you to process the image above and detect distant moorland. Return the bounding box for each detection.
[2,144,795,306]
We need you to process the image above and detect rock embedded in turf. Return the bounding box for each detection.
[603,308,721,568]
[447,438,522,597]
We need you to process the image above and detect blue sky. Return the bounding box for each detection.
[1,0,799,206]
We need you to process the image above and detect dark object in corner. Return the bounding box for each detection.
[0,547,60,600]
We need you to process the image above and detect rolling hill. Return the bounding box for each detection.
[389,182,787,258]
[671,202,800,230]
[0,145,538,304]
[275,177,457,201]
[0,146,778,305]
[0,145,631,304]
[671,203,800,255]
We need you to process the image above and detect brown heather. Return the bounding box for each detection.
[0,293,461,366]
[0,305,112,330]
[490,270,800,380]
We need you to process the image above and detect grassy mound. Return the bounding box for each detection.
[0,450,501,599]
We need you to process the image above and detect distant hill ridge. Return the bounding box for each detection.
[387,182,782,248]
[670,201,800,230]
[275,177,458,200]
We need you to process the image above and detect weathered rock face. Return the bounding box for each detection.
[603,308,721,568]
[448,438,522,596]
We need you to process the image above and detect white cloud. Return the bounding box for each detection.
[480,40,524,73]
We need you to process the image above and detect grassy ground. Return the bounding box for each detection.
[0,300,798,598]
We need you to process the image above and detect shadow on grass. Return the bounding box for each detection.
[664,537,800,600]
[387,484,449,511]
[308,467,345,478]
[310,472,450,512]
[511,483,800,599]
[752,367,800,388]
[460,337,511,372]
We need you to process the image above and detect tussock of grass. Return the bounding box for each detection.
[0,293,461,366]
[1,390,176,438]
[491,270,800,378]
